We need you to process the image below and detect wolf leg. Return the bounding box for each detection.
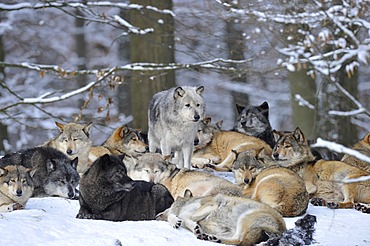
[167,213,182,229]
[354,203,370,213]
[182,145,193,169]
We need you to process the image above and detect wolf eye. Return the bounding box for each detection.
[284,145,291,149]
[73,138,81,142]
[10,179,16,183]
[185,104,190,107]
[196,103,200,107]
[59,180,66,184]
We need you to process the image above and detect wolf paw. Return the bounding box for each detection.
[310,198,325,206]
[174,219,182,229]
[12,203,24,211]
[326,202,339,209]
[76,213,100,220]
[354,203,370,213]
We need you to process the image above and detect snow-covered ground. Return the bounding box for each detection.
[0,193,369,246]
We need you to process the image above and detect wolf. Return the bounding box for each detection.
[272,129,370,213]
[148,86,205,169]
[192,118,272,172]
[89,125,148,163]
[126,152,242,199]
[341,132,370,173]
[0,147,79,199]
[0,165,34,212]
[233,149,308,217]
[233,101,275,148]
[77,154,174,221]
[43,121,92,174]
[156,190,286,246]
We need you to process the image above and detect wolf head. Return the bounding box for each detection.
[272,127,315,166]
[54,122,92,159]
[173,86,205,123]
[0,165,34,203]
[195,117,222,150]
[80,154,135,211]
[43,157,80,199]
[232,148,270,185]
[104,125,148,155]
[233,101,272,137]
[128,153,172,183]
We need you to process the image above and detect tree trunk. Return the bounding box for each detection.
[129,0,175,131]
[0,26,9,154]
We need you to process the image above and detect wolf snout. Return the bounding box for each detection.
[194,138,199,146]
[243,178,250,184]
[193,114,200,122]
[273,153,279,160]
[66,149,73,155]
[16,189,23,196]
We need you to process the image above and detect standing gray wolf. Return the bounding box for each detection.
[77,154,174,221]
[273,128,370,213]
[341,132,370,173]
[89,125,148,164]
[126,152,242,199]
[43,121,92,174]
[265,214,316,246]
[0,165,34,212]
[234,149,309,217]
[156,190,286,246]
[192,118,272,172]
[148,86,205,168]
[0,147,79,199]
[233,101,275,148]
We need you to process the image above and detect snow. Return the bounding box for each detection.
[0,185,369,245]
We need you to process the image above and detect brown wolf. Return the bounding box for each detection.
[273,128,370,213]
[43,121,92,174]
[126,152,242,199]
[89,125,148,163]
[341,133,370,173]
[157,190,286,246]
[192,118,272,172]
[0,165,34,212]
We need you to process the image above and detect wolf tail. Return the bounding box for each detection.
[264,214,317,246]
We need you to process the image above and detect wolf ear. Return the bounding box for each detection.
[259,101,269,119]
[119,125,130,137]
[55,122,65,132]
[83,122,93,138]
[174,87,186,99]
[46,159,56,172]
[196,86,204,95]
[216,120,223,129]
[235,104,245,114]
[0,167,7,177]
[294,127,307,144]
[363,133,370,144]
[202,117,211,125]
[183,189,193,198]
[70,157,78,170]
[272,130,282,143]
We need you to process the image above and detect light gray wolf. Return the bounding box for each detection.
[0,147,79,199]
[233,149,308,217]
[192,118,272,172]
[148,86,205,169]
[273,128,370,213]
[193,117,223,152]
[89,125,148,164]
[265,214,316,246]
[341,132,370,173]
[0,165,34,212]
[43,121,92,174]
[156,190,286,246]
[77,154,174,221]
[126,152,242,199]
[233,101,275,148]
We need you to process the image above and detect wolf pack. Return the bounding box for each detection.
[1,85,369,245]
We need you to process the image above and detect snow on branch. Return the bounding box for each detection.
[294,94,315,109]
[312,138,370,183]
[0,2,175,16]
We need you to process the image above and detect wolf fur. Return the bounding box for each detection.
[89,125,148,163]
[157,190,286,246]
[192,120,272,172]
[127,152,242,199]
[0,165,34,212]
[148,86,205,169]
[234,149,308,217]
[264,214,316,246]
[43,121,92,174]
[77,154,174,221]
[233,101,275,148]
[0,147,79,199]
[341,133,370,173]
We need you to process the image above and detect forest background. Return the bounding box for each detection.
[0,0,369,154]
